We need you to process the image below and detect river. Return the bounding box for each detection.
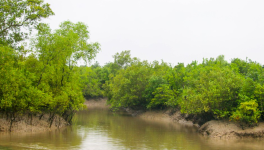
[0,108,263,150]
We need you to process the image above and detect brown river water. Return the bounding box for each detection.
[0,108,263,150]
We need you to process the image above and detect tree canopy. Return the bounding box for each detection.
[0,0,54,48]
[0,0,100,130]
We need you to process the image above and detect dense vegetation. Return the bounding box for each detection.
[84,51,264,126]
[0,0,100,130]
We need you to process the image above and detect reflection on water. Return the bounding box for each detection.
[0,108,263,150]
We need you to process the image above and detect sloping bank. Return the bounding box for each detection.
[0,98,108,133]
[0,114,67,133]
[85,98,264,139]
[132,108,264,139]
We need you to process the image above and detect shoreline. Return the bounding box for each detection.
[2,98,264,139]
[0,114,67,133]
[84,97,110,109]
[131,108,264,139]
[0,97,109,134]
[199,120,264,139]
[85,98,264,139]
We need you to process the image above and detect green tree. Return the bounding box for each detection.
[108,62,151,109]
[147,84,174,109]
[231,58,250,76]
[30,21,100,124]
[0,1,102,129]
[166,63,185,107]
[144,76,167,104]
[79,66,103,98]
[0,0,54,47]
[239,78,256,102]
[0,46,49,130]
[180,61,244,119]
[106,50,135,76]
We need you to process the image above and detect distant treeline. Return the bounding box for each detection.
[83,50,264,126]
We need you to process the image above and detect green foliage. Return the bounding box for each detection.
[0,46,48,118]
[239,78,256,103]
[180,62,244,119]
[254,83,264,112]
[231,58,249,75]
[147,84,174,109]
[144,76,167,103]
[108,62,152,109]
[230,100,261,126]
[166,63,185,107]
[113,50,133,69]
[0,0,54,48]
[79,66,103,98]
[0,0,104,129]
[0,20,99,128]
[102,53,264,124]
[151,60,170,77]
[105,50,136,76]
[105,56,174,110]
[30,21,100,119]
[143,75,175,109]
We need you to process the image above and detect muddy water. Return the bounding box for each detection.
[0,108,263,150]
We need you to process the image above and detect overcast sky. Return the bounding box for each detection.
[44,0,264,66]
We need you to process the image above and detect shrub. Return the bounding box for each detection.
[230,100,261,127]
[146,84,174,109]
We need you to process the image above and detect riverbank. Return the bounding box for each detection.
[84,97,110,109]
[84,98,264,139]
[199,120,264,139]
[0,98,109,134]
[134,108,264,139]
[0,114,67,133]
[135,109,264,139]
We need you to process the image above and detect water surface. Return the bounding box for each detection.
[0,108,263,150]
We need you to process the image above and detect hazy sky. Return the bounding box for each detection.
[44,0,264,66]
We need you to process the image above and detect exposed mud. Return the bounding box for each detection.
[199,120,264,139]
[0,98,109,134]
[130,108,200,127]
[84,97,110,109]
[0,114,67,133]
[123,107,264,139]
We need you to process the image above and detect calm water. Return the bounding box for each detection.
[0,108,263,150]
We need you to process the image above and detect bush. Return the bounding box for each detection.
[146,84,174,109]
[230,100,261,127]
[179,65,243,119]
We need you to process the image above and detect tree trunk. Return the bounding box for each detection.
[49,113,55,128]
[39,114,44,120]
[9,113,15,132]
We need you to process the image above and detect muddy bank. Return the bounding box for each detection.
[199,120,264,139]
[125,107,264,139]
[84,99,264,139]
[84,97,109,109]
[125,108,199,127]
[0,114,67,133]
[0,98,108,134]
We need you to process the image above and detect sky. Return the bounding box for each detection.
[43,0,264,66]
